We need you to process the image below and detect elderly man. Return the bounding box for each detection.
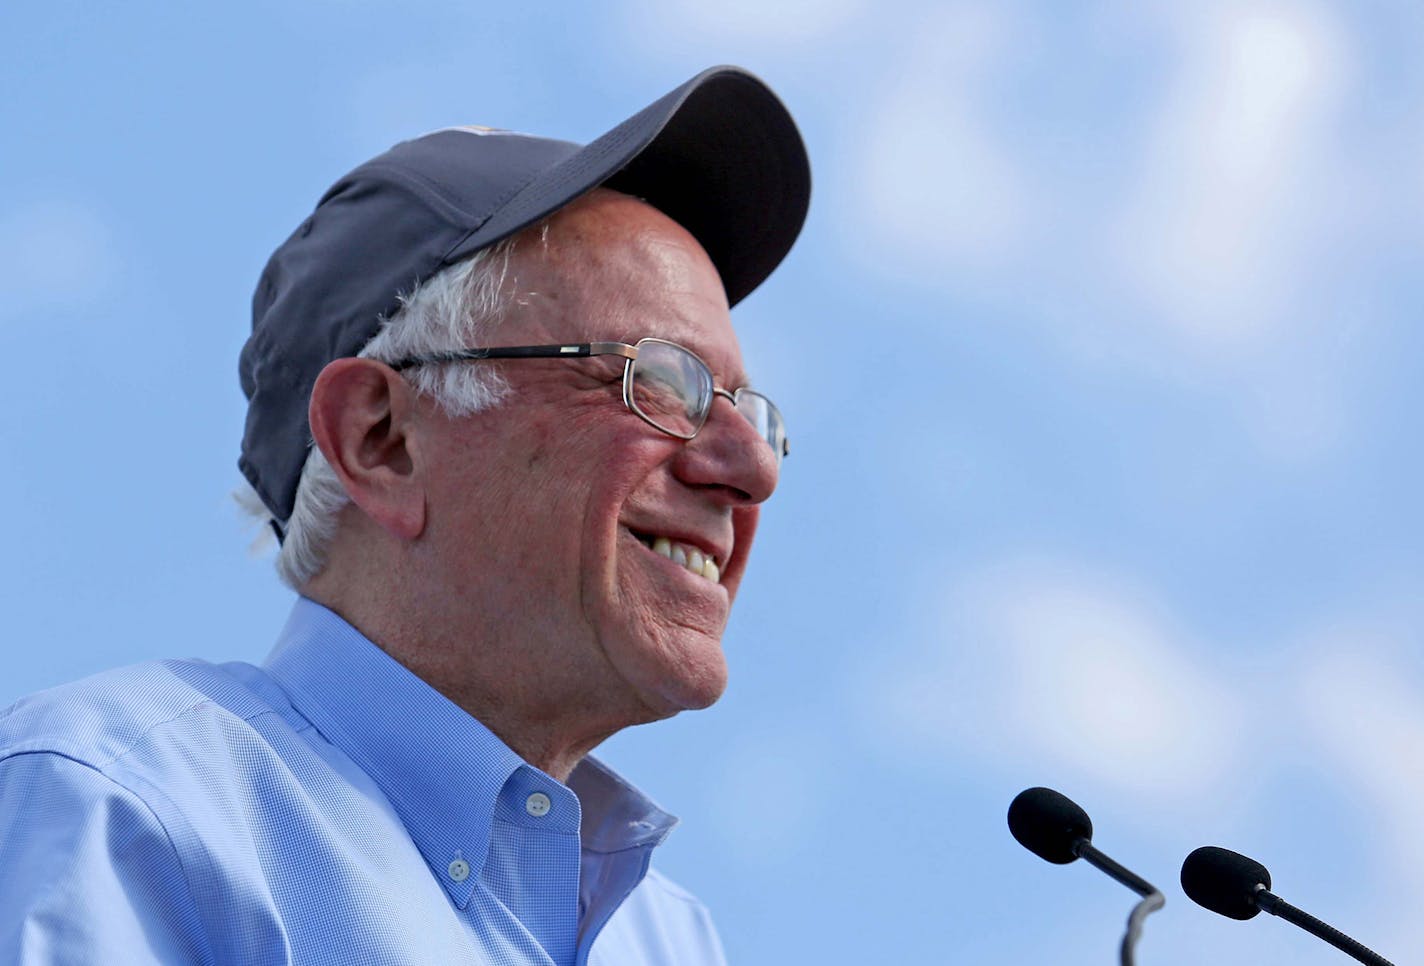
[0,67,808,964]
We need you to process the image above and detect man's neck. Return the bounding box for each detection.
[300,579,656,783]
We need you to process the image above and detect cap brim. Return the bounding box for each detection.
[445,66,811,307]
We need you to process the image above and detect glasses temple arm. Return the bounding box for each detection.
[389,342,638,370]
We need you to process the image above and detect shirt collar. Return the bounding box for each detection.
[570,756,678,854]
[263,598,677,905]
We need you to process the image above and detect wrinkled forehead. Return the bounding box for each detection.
[502,190,747,381]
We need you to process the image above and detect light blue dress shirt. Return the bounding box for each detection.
[0,598,726,965]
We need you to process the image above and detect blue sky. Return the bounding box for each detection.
[5,1,1423,962]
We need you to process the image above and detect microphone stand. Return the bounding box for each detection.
[1255,888,1395,966]
[1077,842,1165,966]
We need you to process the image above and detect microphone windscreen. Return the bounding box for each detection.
[1180,846,1272,921]
[1008,787,1093,865]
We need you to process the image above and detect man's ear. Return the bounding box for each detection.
[308,358,426,540]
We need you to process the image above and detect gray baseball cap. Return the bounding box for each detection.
[239,65,811,527]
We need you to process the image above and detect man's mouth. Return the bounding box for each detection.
[631,531,722,584]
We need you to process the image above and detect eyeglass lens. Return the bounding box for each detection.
[627,340,713,437]
[733,391,787,459]
[627,340,786,462]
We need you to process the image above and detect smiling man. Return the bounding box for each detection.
[0,68,808,964]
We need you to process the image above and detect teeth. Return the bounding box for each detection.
[641,534,721,583]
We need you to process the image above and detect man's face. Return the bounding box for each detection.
[414,190,779,725]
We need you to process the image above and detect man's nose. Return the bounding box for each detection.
[672,396,780,505]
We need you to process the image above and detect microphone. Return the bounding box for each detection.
[1181,846,1396,966]
[1008,787,1165,966]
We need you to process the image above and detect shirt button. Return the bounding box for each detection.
[447,858,470,882]
[526,792,552,817]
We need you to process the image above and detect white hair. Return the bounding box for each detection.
[237,237,521,589]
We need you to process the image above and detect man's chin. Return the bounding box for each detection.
[623,635,729,718]
[604,550,732,713]
[639,677,727,720]
[668,668,728,712]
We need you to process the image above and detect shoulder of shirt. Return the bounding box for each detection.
[0,658,298,771]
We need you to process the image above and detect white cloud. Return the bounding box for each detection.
[845,0,1358,345]
[1100,0,1361,462]
[855,2,1029,273]
[871,555,1424,950]
[843,0,1364,460]
[873,558,1245,809]
[1108,0,1351,352]
[0,200,118,321]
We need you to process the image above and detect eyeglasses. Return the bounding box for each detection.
[390,337,788,466]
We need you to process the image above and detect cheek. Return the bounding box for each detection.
[431,438,591,580]
[575,440,676,587]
